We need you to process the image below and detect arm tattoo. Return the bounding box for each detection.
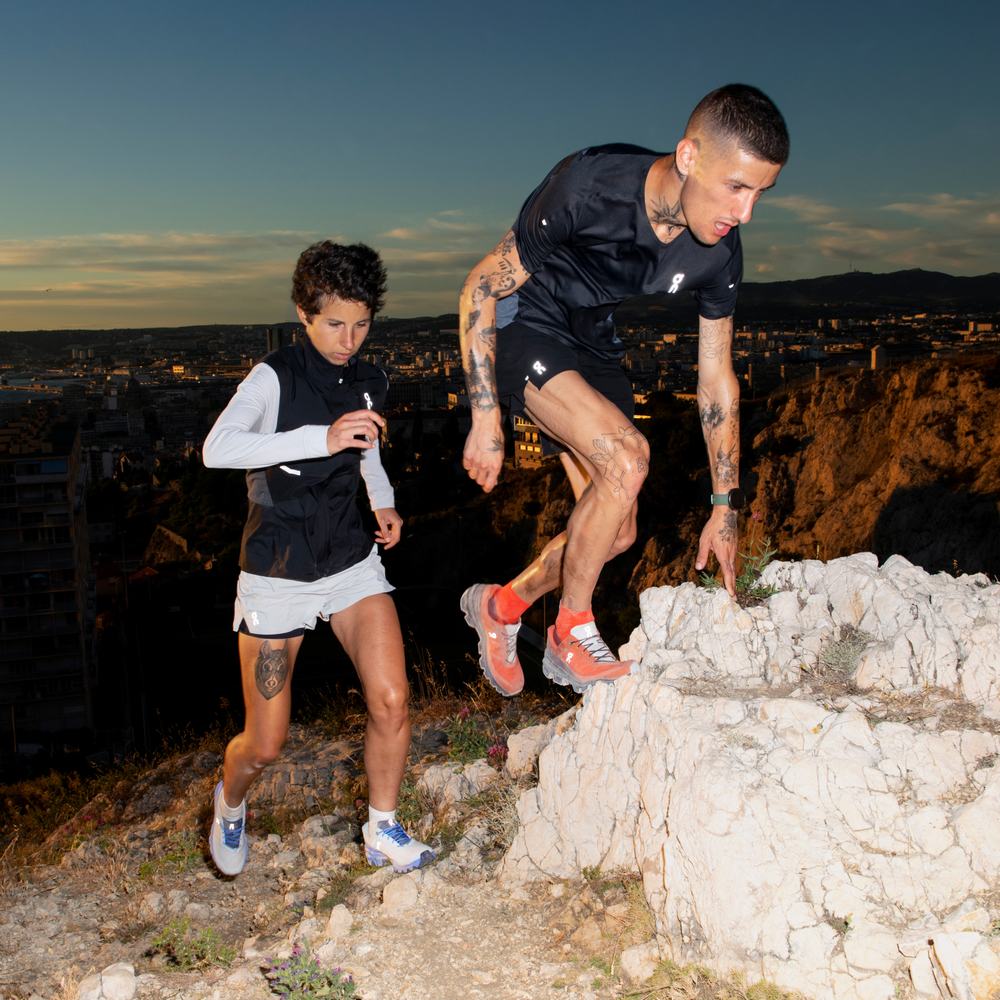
[700,402,725,431]
[467,351,498,412]
[699,321,732,362]
[714,441,739,489]
[255,641,289,700]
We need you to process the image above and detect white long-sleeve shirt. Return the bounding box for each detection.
[203,362,395,511]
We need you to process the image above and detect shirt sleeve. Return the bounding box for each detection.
[512,153,581,273]
[202,363,330,469]
[693,232,743,320]
[360,440,395,510]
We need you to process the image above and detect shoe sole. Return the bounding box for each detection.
[541,648,633,695]
[365,845,437,873]
[460,585,524,697]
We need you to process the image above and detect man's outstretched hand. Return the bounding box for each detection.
[462,422,504,493]
[695,508,738,596]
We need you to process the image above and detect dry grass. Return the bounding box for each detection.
[620,961,802,1000]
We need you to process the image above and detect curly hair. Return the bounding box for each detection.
[687,84,789,165]
[291,241,388,319]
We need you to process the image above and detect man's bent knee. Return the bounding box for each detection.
[587,426,650,505]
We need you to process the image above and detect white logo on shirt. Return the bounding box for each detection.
[668,273,685,294]
[728,282,736,289]
[541,218,548,226]
[532,361,547,376]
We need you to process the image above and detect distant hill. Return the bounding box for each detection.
[2,270,998,341]
[617,268,1000,324]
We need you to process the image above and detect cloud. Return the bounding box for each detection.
[883,193,987,219]
[766,195,838,223]
[0,230,321,272]
[378,211,494,245]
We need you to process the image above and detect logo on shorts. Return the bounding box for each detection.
[532,361,547,376]
[668,273,685,294]
[250,611,260,627]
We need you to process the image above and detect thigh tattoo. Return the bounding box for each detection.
[255,641,289,700]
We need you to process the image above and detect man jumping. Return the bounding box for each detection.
[458,84,788,695]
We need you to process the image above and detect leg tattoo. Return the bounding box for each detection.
[255,641,289,700]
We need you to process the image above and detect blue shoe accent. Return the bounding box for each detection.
[362,820,436,873]
[209,780,248,876]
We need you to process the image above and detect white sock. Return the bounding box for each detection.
[220,789,244,821]
[369,805,396,830]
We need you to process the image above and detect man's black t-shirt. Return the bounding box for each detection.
[500,144,742,360]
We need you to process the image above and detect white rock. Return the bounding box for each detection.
[380,871,421,914]
[619,939,659,984]
[499,556,1000,999]
[137,891,164,922]
[506,720,556,778]
[100,962,136,1000]
[76,973,102,1000]
[324,903,353,941]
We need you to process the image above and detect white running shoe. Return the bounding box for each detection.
[209,780,248,876]
[362,820,436,873]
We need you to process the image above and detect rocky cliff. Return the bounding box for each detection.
[501,553,1000,999]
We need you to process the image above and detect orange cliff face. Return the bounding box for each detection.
[750,352,1000,577]
[625,352,1000,593]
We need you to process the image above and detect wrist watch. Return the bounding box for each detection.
[710,488,746,510]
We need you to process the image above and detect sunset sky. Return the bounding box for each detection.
[2,0,998,330]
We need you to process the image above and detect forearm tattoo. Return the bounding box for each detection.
[699,402,725,431]
[467,351,499,412]
[255,641,289,700]
[714,441,739,489]
[589,426,647,503]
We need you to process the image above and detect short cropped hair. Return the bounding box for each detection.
[291,241,388,318]
[687,84,789,165]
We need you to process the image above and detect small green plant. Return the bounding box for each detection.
[699,535,778,605]
[138,830,201,881]
[148,917,235,970]
[444,706,489,763]
[264,944,358,999]
[735,535,778,601]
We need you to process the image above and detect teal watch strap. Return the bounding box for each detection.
[710,493,730,505]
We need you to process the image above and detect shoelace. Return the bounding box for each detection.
[222,818,243,850]
[575,631,616,663]
[377,823,412,846]
[503,625,519,663]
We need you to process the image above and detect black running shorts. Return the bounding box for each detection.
[494,321,634,454]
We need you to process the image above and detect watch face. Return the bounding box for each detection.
[728,488,746,510]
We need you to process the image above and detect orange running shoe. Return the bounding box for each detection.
[460,583,524,696]
[542,621,634,694]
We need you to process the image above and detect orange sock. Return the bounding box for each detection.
[554,605,594,645]
[490,583,531,625]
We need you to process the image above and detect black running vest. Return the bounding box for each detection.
[238,343,389,582]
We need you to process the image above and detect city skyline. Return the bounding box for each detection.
[1,0,998,331]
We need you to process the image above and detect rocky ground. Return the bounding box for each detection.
[0,691,686,1000]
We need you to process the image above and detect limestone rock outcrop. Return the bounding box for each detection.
[500,554,1000,999]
